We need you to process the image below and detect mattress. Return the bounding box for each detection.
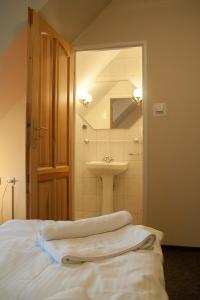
[0,220,169,300]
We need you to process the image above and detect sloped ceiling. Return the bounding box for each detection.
[0,0,112,54]
[40,0,112,43]
[0,0,48,53]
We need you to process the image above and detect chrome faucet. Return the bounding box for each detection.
[103,155,114,163]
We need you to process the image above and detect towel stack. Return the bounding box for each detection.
[38,211,156,265]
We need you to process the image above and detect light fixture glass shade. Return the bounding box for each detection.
[133,88,143,99]
[132,88,143,104]
[78,89,93,105]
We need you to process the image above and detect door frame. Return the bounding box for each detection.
[74,40,148,224]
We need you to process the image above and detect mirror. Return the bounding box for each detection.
[111,97,138,129]
[77,79,142,130]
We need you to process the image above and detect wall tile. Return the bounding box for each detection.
[96,177,102,212]
[75,143,84,161]
[109,129,124,141]
[123,161,139,178]
[75,115,85,143]
[82,164,96,178]
[124,125,139,141]
[83,143,97,161]
[96,129,110,141]
[85,125,96,140]
[82,178,97,196]
[82,195,98,212]
[137,213,143,224]
[125,195,139,214]
[138,142,143,159]
[96,142,110,161]
[123,142,139,161]
[74,178,83,208]
[74,160,83,177]
[125,178,139,197]
[132,214,139,225]
[114,196,125,211]
[109,142,124,161]
[114,177,125,196]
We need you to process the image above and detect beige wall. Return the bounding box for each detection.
[0,29,27,223]
[73,0,200,246]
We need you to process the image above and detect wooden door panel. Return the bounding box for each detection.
[55,42,69,166]
[56,177,68,220]
[27,9,74,220]
[38,179,55,220]
[39,35,54,168]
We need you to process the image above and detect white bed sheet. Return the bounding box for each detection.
[0,220,169,300]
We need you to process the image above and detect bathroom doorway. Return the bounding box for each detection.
[74,46,144,224]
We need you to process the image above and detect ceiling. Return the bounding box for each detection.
[0,0,48,53]
[0,0,112,54]
[40,0,112,43]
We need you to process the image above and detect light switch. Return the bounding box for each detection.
[153,102,167,116]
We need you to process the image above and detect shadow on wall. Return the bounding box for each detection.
[0,27,27,121]
[0,27,27,222]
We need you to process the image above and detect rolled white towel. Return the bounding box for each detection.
[40,211,133,241]
[38,225,157,264]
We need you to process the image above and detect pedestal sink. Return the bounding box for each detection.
[86,161,128,215]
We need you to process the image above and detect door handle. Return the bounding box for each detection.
[31,121,49,147]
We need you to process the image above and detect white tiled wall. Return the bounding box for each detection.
[74,112,143,224]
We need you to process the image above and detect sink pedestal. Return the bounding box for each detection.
[86,161,128,215]
[101,175,114,214]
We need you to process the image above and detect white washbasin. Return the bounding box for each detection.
[86,161,128,215]
[86,161,128,176]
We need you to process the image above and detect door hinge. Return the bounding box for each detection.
[28,8,33,26]
[27,174,29,184]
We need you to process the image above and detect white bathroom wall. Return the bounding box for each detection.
[74,108,143,223]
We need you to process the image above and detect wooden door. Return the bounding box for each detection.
[27,9,74,220]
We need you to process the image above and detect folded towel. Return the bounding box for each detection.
[38,224,156,264]
[40,211,133,241]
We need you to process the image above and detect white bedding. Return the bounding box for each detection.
[0,220,169,300]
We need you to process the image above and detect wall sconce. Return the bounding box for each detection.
[131,88,143,105]
[78,90,93,106]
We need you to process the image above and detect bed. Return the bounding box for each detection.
[0,219,169,300]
